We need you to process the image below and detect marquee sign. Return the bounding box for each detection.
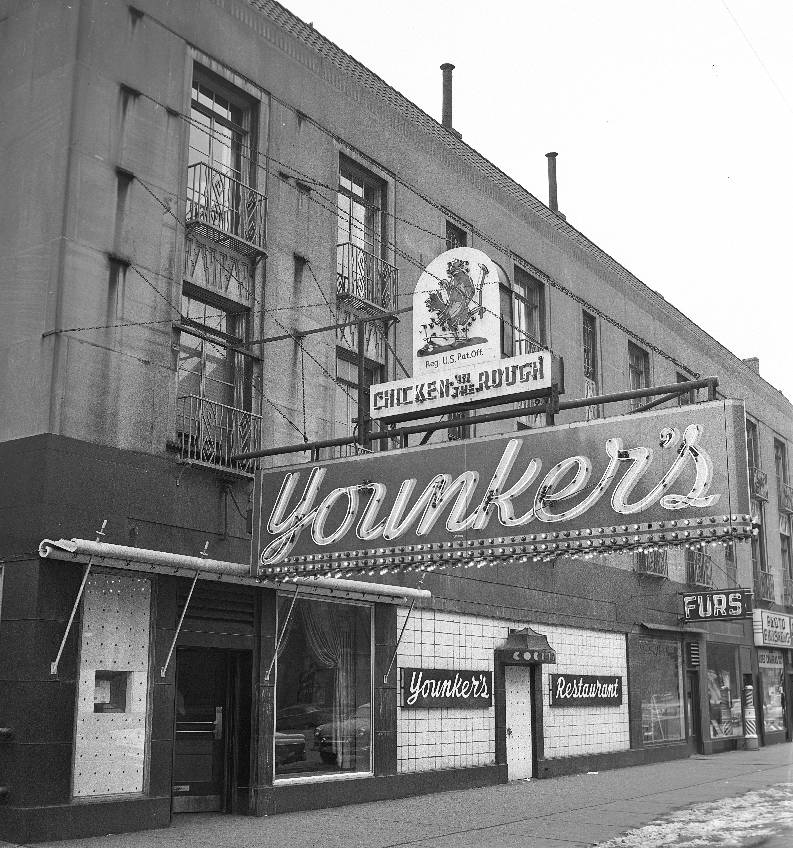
[401,667,493,708]
[251,400,752,578]
[549,674,623,707]
[681,590,753,622]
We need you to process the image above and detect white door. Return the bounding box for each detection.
[505,665,533,779]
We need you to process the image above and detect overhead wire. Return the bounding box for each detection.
[139,85,698,374]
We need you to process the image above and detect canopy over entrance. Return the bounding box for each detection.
[495,627,556,664]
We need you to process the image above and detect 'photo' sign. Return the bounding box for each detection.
[252,400,752,577]
[681,590,753,622]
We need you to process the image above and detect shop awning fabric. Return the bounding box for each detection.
[38,538,431,605]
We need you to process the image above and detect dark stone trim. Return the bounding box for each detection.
[258,764,507,815]
[373,603,398,777]
[0,796,170,844]
[761,729,787,746]
[536,743,690,779]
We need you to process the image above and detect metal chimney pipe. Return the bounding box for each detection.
[441,63,455,128]
[546,152,559,213]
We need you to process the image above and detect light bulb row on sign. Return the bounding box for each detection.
[265,520,754,580]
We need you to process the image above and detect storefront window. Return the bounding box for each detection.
[275,596,372,779]
[636,637,685,744]
[758,650,786,734]
[707,643,742,738]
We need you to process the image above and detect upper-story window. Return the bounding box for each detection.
[774,439,788,485]
[189,79,247,180]
[174,289,259,472]
[445,220,467,251]
[746,419,761,472]
[582,311,599,419]
[501,265,545,357]
[628,341,650,409]
[336,157,396,312]
[186,70,265,254]
[337,157,384,258]
[583,312,597,383]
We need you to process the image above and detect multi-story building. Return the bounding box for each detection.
[1,0,792,841]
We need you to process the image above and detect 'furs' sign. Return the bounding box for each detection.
[252,401,751,574]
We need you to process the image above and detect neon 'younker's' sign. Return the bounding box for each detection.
[261,425,716,567]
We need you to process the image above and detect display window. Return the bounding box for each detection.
[636,637,685,744]
[274,596,372,780]
[706,643,742,738]
[758,650,786,734]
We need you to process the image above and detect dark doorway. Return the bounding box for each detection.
[685,670,703,754]
[173,648,252,813]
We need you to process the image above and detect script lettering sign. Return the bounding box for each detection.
[251,400,751,577]
[550,674,623,707]
[401,667,493,708]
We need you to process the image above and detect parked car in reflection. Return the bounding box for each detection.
[313,702,371,765]
[275,731,306,765]
[276,703,333,732]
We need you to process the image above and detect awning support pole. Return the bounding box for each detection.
[50,520,107,677]
[264,584,300,681]
[160,571,200,678]
[160,542,208,678]
[383,598,415,684]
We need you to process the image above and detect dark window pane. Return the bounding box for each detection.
[275,598,372,778]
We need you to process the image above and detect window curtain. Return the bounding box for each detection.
[300,603,355,768]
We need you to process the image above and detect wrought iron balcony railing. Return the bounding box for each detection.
[186,162,266,256]
[686,551,713,588]
[783,576,793,608]
[749,465,769,501]
[176,395,261,475]
[755,569,776,604]
[584,376,601,421]
[337,242,398,314]
[778,481,793,514]
[634,549,668,577]
[514,334,545,356]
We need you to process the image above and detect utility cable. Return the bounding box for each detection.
[141,86,700,377]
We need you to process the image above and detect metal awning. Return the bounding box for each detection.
[495,627,557,664]
[38,538,432,605]
[639,621,708,635]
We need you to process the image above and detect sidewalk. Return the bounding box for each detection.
[9,744,793,848]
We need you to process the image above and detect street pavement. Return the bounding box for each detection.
[4,743,793,848]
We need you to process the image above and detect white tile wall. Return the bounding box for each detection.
[396,608,630,773]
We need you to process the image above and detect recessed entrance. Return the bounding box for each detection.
[172,648,251,812]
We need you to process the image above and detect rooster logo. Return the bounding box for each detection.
[418,258,489,357]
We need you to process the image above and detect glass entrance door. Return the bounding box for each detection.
[685,670,703,754]
[173,649,229,812]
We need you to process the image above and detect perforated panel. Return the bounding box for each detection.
[73,573,151,797]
